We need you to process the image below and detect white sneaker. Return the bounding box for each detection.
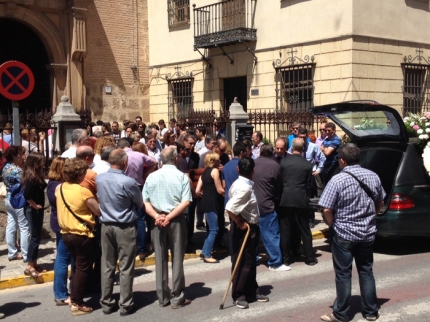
[269,264,291,271]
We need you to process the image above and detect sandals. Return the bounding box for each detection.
[8,254,23,261]
[55,298,71,306]
[24,268,42,278]
[35,265,47,273]
[320,312,343,322]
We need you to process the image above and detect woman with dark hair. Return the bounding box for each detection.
[23,152,47,278]
[102,122,112,136]
[2,146,29,262]
[195,152,225,263]
[86,122,96,137]
[47,157,72,305]
[132,141,148,155]
[56,158,100,316]
[162,130,176,148]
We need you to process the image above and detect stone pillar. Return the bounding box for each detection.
[228,97,250,145]
[52,95,82,153]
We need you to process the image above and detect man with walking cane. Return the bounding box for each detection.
[224,157,269,309]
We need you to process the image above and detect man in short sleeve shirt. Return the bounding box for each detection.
[319,143,385,322]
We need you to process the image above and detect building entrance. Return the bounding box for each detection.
[223,76,247,111]
[0,18,50,112]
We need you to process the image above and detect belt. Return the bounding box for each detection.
[102,222,135,228]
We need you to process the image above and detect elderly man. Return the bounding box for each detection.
[96,148,143,316]
[319,143,385,322]
[251,131,263,159]
[143,147,192,308]
[279,138,317,266]
[274,137,290,164]
[61,129,90,158]
[93,146,115,175]
[225,157,269,309]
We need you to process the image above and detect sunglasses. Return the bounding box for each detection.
[292,127,299,130]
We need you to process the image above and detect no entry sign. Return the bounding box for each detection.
[0,61,35,101]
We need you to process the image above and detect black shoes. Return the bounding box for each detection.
[246,294,269,303]
[306,259,318,266]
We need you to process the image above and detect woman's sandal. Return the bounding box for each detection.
[24,268,42,278]
[8,254,23,261]
[34,265,47,273]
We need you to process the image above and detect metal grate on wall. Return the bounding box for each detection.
[168,0,190,27]
[168,78,193,120]
[278,63,315,112]
[402,63,430,116]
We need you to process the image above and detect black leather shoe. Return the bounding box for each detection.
[306,259,318,266]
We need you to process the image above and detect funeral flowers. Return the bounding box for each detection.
[403,112,430,148]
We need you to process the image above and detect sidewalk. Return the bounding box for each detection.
[0,213,329,290]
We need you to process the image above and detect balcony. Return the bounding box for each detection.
[193,0,257,49]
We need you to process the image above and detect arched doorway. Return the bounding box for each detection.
[0,18,50,112]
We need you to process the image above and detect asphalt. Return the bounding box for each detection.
[0,212,329,290]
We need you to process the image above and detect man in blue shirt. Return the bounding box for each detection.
[222,141,248,206]
[319,143,385,322]
[96,148,143,316]
[287,122,310,150]
[320,122,342,185]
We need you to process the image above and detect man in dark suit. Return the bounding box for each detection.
[278,138,318,266]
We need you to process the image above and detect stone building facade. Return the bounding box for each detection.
[148,0,430,123]
[0,0,150,123]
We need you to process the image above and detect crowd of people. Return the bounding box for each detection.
[0,116,384,321]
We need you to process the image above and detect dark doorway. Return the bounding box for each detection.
[0,18,50,112]
[223,76,247,111]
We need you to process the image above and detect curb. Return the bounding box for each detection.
[0,229,329,291]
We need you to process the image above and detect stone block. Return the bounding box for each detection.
[341,64,353,78]
[360,78,377,92]
[369,38,385,53]
[352,36,369,51]
[359,51,377,65]
[321,66,341,80]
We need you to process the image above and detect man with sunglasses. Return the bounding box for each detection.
[287,122,310,150]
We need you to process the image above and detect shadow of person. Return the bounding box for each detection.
[186,282,212,300]
[259,284,274,296]
[133,290,158,310]
[0,301,40,317]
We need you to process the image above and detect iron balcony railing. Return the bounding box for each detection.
[193,0,257,49]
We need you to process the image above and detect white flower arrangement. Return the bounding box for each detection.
[423,145,430,176]
[417,129,424,134]
[404,112,430,177]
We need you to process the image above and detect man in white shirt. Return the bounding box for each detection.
[225,157,269,309]
[61,129,90,158]
[251,131,264,159]
[93,146,114,175]
[195,126,206,153]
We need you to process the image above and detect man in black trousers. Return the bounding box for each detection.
[278,138,318,266]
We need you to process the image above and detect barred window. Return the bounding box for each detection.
[168,79,193,120]
[168,0,190,27]
[280,63,314,112]
[402,63,430,116]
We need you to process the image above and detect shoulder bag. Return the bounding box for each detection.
[60,184,96,233]
[343,171,376,203]
[10,182,27,209]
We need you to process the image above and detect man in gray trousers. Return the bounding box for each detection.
[96,148,143,316]
[143,147,192,308]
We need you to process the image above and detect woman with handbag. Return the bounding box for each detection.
[56,158,100,316]
[2,146,29,262]
[23,152,47,277]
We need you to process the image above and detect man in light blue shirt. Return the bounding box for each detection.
[143,147,192,309]
[96,148,143,316]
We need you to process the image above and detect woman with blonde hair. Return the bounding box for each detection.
[93,136,115,163]
[56,158,100,315]
[47,157,72,305]
[131,141,148,155]
[196,152,225,263]
[23,153,47,277]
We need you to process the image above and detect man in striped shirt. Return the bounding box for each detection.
[319,143,385,322]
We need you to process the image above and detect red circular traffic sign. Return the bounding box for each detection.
[0,61,35,101]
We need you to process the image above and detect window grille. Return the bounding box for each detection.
[279,63,315,112]
[168,0,190,27]
[168,79,193,120]
[402,63,430,116]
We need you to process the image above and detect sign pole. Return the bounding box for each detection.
[12,100,20,145]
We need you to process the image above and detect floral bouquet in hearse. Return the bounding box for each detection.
[403,112,430,175]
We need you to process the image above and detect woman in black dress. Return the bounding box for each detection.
[23,152,47,278]
[196,152,225,263]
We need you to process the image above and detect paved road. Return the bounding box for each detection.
[0,237,429,321]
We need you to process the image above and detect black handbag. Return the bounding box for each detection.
[60,184,96,233]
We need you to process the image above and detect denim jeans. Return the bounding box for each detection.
[259,211,282,267]
[201,212,218,258]
[331,234,379,321]
[5,200,31,260]
[53,232,73,300]
[27,207,44,262]
[136,207,146,255]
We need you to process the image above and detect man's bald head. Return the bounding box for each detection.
[76,145,94,166]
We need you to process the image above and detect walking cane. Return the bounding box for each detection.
[219,223,251,310]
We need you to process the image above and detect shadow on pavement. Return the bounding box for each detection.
[1,301,41,317]
[344,295,390,320]
[187,282,212,300]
